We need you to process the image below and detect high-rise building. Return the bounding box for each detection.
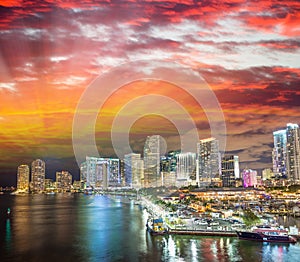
[160,150,179,173]
[273,129,287,178]
[80,161,87,183]
[124,153,144,188]
[106,158,121,187]
[197,137,220,185]
[17,164,30,192]
[82,156,120,188]
[273,123,300,181]
[31,159,45,192]
[286,123,300,181]
[242,169,257,188]
[56,171,72,192]
[143,135,162,187]
[221,155,240,187]
[176,152,196,184]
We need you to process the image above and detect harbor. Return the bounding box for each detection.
[138,191,300,241]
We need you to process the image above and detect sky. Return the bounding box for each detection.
[0,0,299,186]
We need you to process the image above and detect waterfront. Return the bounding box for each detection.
[1,194,300,262]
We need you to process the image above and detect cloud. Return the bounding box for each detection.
[0,82,16,91]
[0,0,299,183]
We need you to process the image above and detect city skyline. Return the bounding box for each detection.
[0,1,300,186]
[8,122,300,189]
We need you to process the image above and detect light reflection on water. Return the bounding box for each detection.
[0,194,300,262]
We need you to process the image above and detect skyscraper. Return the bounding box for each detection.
[197,137,220,185]
[31,159,45,192]
[124,153,144,188]
[82,156,120,188]
[143,135,162,187]
[221,155,240,187]
[80,161,87,183]
[56,171,72,192]
[176,152,196,185]
[273,123,300,181]
[286,123,300,181]
[272,129,287,178]
[17,164,30,192]
[106,158,121,187]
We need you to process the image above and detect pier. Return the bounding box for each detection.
[168,228,236,237]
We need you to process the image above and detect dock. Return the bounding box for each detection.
[168,229,237,237]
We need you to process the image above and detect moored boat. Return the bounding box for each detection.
[146,217,168,235]
[237,225,297,243]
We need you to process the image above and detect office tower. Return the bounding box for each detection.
[242,169,258,188]
[80,161,87,183]
[56,171,72,192]
[160,150,180,173]
[176,152,196,184]
[221,155,240,187]
[106,158,121,187]
[31,159,45,192]
[143,135,163,187]
[124,153,144,188]
[272,129,287,178]
[17,164,30,192]
[286,123,300,181]
[197,137,221,185]
[83,156,120,188]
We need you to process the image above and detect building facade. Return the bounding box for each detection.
[273,129,287,178]
[143,135,162,187]
[242,169,258,188]
[197,137,221,185]
[56,171,72,192]
[273,123,300,182]
[17,164,30,192]
[81,156,120,188]
[221,155,240,187]
[124,153,144,188]
[286,123,300,181]
[31,159,45,192]
[176,152,196,185]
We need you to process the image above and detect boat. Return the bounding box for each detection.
[236,225,297,243]
[6,208,11,218]
[146,217,168,235]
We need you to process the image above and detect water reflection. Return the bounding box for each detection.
[1,194,300,262]
[5,219,11,251]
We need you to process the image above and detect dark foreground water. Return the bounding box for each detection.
[1,194,300,262]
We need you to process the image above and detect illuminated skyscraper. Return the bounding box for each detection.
[17,164,30,192]
[176,152,196,185]
[272,129,287,178]
[83,156,120,188]
[273,123,300,181]
[197,137,220,185]
[56,171,72,192]
[124,153,144,188]
[106,158,121,187]
[143,135,163,187]
[31,159,45,192]
[80,161,87,183]
[286,123,300,181]
[221,155,240,187]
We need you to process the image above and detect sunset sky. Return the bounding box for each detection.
[0,0,299,186]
